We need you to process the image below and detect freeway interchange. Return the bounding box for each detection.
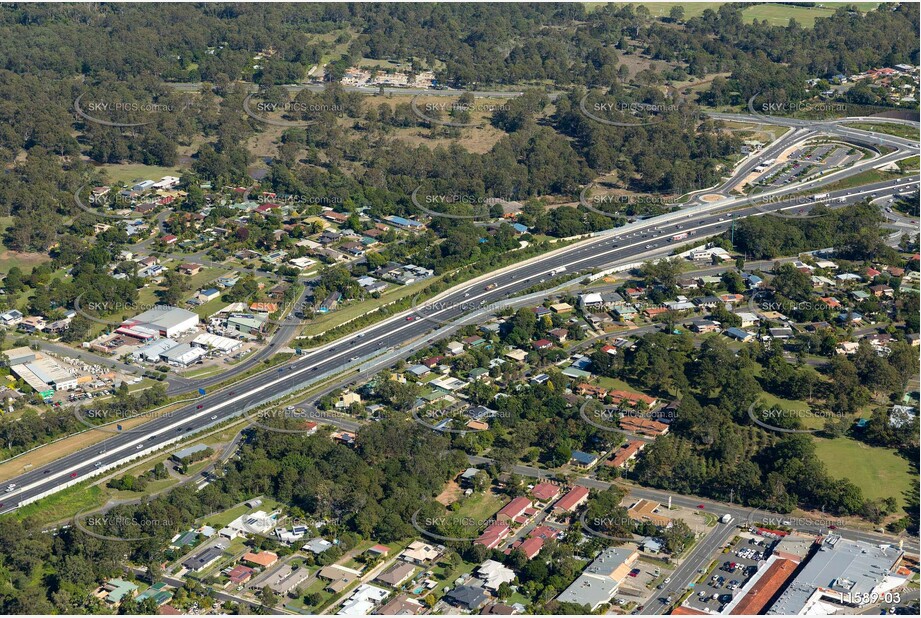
[1,114,918,536]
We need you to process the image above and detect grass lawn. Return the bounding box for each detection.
[897,155,919,172]
[451,489,505,522]
[813,437,915,508]
[849,123,921,141]
[595,375,642,394]
[813,168,897,194]
[587,3,880,27]
[202,503,250,529]
[587,3,723,18]
[8,485,106,526]
[97,163,185,185]
[429,558,478,601]
[753,392,824,429]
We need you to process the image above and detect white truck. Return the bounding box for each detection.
[812,193,829,201]
[549,266,567,276]
[720,513,733,524]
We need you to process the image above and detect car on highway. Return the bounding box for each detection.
[135,444,143,450]
[197,404,203,409]
[70,472,77,478]
[406,316,415,321]
[697,504,705,509]
[211,415,218,420]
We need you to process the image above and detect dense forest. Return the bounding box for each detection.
[0,3,916,258]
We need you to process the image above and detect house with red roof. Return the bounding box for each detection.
[577,383,608,398]
[475,522,511,549]
[608,389,657,408]
[507,536,544,560]
[227,564,255,586]
[619,416,669,437]
[242,551,278,568]
[532,339,553,351]
[160,234,178,245]
[530,482,561,504]
[496,497,533,524]
[528,525,561,541]
[552,486,589,517]
[606,440,645,469]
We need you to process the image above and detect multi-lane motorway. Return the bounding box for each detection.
[1,117,918,516]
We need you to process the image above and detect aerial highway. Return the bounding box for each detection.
[0,119,917,516]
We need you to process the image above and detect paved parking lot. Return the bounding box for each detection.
[685,535,774,613]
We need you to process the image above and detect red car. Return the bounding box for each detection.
[70,472,78,478]
[697,504,705,509]
[197,404,203,409]
[628,568,640,578]
[406,316,415,321]
[828,524,838,530]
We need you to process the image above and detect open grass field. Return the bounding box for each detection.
[849,123,921,141]
[587,2,723,18]
[95,162,185,185]
[897,155,919,172]
[587,3,881,28]
[11,485,105,525]
[813,437,915,508]
[744,2,880,27]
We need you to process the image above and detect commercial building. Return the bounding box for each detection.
[766,535,905,615]
[192,332,242,354]
[555,546,639,611]
[160,342,207,367]
[11,356,80,392]
[121,306,199,338]
[131,338,180,362]
[170,444,211,463]
[627,499,672,528]
[725,556,800,615]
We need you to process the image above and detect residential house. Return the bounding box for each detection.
[319,564,362,594]
[496,497,532,524]
[553,486,590,518]
[606,440,645,469]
